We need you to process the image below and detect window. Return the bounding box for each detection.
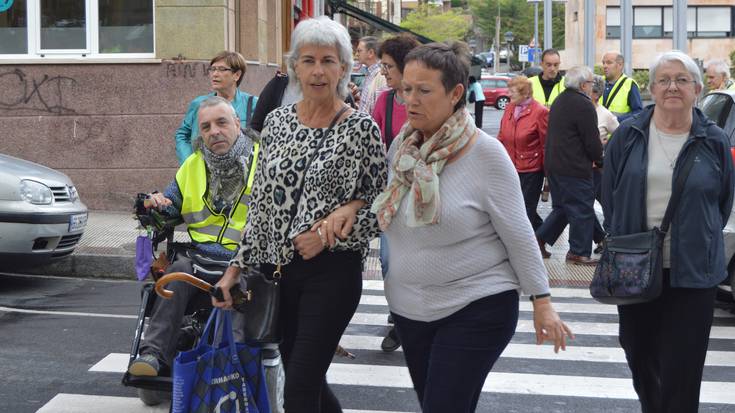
[606,7,620,39]
[0,0,153,58]
[634,7,662,38]
[609,5,733,39]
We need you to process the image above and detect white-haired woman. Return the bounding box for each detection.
[214,16,387,412]
[601,51,734,412]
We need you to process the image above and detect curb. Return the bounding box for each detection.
[12,254,136,280]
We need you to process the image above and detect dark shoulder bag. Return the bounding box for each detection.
[384,89,395,151]
[236,106,350,343]
[590,142,700,305]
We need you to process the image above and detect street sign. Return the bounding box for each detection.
[519,45,529,62]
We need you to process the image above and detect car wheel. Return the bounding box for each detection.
[495,96,510,110]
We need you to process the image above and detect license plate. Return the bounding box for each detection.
[69,213,88,232]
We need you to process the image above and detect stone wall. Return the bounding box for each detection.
[0,61,276,211]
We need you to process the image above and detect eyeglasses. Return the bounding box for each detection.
[381,62,395,71]
[655,77,696,89]
[207,66,235,74]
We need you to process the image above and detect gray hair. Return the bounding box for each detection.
[604,51,624,64]
[359,36,380,53]
[591,74,606,96]
[286,16,353,99]
[198,95,237,119]
[564,65,594,90]
[705,58,731,80]
[649,50,703,90]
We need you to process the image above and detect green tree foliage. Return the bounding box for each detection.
[468,0,565,51]
[400,4,472,42]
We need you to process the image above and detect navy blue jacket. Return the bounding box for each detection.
[601,105,734,288]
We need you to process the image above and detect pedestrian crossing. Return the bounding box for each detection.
[36,281,735,412]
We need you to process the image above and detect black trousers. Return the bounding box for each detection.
[265,250,362,413]
[518,171,544,231]
[617,271,717,413]
[392,290,519,413]
[474,101,484,128]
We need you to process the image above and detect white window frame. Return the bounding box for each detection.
[0,0,156,61]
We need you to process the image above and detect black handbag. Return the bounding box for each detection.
[590,142,699,305]
[239,106,350,343]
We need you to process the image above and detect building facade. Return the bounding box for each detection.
[562,0,735,69]
[0,0,321,210]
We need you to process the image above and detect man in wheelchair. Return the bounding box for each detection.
[129,95,260,377]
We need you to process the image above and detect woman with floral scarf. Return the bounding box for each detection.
[371,42,573,412]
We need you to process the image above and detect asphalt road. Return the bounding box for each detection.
[3,272,735,413]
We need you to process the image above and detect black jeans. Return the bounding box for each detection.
[618,271,716,413]
[392,290,519,413]
[474,101,485,128]
[265,250,362,413]
[518,171,544,230]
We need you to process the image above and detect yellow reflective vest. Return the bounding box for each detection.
[531,75,565,107]
[599,74,637,117]
[175,143,260,250]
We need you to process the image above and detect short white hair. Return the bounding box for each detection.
[649,50,703,90]
[286,16,353,99]
[564,65,594,90]
[705,58,731,80]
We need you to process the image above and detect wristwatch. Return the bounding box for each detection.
[529,293,551,302]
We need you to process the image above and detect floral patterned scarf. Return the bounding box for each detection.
[371,108,477,230]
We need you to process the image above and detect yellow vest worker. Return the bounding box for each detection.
[531,75,565,107]
[599,74,637,118]
[176,142,260,250]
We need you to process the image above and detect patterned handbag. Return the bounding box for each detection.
[590,142,699,305]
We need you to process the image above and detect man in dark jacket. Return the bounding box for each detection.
[536,66,603,265]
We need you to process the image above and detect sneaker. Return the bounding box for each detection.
[381,327,401,352]
[128,354,161,377]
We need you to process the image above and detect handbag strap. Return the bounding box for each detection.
[275,105,350,269]
[660,141,699,233]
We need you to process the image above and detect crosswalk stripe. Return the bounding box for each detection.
[335,335,735,367]
[326,363,735,404]
[36,393,412,413]
[348,312,735,339]
[357,295,735,318]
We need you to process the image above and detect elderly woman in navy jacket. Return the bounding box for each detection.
[601,51,734,413]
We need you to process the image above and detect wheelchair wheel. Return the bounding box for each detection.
[137,388,169,406]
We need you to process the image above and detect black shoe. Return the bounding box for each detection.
[128,354,161,377]
[387,313,394,324]
[381,327,401,352]
[594,240,605,254]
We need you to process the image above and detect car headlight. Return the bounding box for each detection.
[20,180,53,205]
[68,185,79,202]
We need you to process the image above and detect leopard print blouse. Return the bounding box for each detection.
[230,104,388,267]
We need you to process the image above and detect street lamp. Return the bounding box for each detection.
[504,31,514,72]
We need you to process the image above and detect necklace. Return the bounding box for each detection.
[653,123,683,169]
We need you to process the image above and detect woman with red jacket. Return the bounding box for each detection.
[497,76,549,233]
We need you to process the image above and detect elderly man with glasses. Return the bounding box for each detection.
[174,51,258,164]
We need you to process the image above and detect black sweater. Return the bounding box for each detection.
[544,88,603,178]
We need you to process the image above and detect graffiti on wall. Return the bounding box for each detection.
[0,69,78,115]
[165,61,209,79]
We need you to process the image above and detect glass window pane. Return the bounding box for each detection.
[40,0,86,50]
[607,7,620,26]
[634,7,662,38]
[688,8,696,33]
[0,0,27,53]
[663,7,672,32]
[99,0,153,53]
[697,7,731,36]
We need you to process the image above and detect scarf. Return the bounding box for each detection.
[513,97,533,120]
[195,131,253,210]
[371,108,476,230]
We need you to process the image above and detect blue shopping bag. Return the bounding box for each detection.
[172,308,270,413]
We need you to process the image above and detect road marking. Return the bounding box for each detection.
[336,335,735,367]
[36,393,412,413]
[326,364,735,405]
[0,306,136,319]
[348,313,735,339]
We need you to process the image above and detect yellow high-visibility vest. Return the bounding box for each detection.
[175,143,260,250]
[531,75,565,107]
[599,74,636,117]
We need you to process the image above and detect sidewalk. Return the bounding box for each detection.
[18,203,597,287]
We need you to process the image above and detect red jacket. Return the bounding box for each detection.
[497,99,549,173]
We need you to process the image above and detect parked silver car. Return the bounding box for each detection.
[0,154,87,264]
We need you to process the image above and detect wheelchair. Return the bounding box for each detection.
[122,194,284,409]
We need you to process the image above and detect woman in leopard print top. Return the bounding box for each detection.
[214,17,387,412]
